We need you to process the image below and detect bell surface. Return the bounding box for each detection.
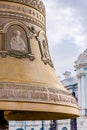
[0,0,79,120]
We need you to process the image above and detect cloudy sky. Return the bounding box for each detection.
[43,0,87,79]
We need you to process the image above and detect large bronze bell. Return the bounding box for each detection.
[0,0,79,125]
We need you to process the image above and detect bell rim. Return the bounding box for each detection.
[0,101,79,120]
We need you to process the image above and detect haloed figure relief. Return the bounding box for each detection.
[42,40,50,60]
[10,30,26,51]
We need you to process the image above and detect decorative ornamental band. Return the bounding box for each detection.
[2,0,46,16]
[0,82,77,106]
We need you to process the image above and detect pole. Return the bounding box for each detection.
[24,121,26,130]
[0,111,8,130]
[50,120,52,130]
[70,85,77,130]
[50,120,57,130]
[53,120,57,130]
[42,120,44,130]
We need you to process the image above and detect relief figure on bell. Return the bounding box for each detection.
[10,30,26,51]
[42,40,50,60]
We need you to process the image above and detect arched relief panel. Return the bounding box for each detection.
[4,21,29,52]
[37,31,54,68]
[0,33,4,51]
[5,25,29,52]
[0,21,35,60]
[3,21,29,35]
[0,24,5,50]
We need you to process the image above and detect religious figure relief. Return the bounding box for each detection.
[42,40,50,61]
[1,23,35,60]
[10,30,26,52]
[36,31,54,68]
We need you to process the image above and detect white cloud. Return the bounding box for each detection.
[43,0,87,50]
[42,0,87,77]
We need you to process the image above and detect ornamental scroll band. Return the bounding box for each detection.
[3,0,45,15]
[0,82,77,105]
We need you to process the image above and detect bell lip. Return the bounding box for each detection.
[5,111,79,121]
[0,101,79,120]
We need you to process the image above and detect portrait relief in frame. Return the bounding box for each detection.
[5,25,28,53]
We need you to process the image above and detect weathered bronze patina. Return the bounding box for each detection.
[0,0,79,128]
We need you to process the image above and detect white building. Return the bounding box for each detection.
[9,121,52,130]
[75,49,87,130]
[58,49,87,130]
[9,49,87,130]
